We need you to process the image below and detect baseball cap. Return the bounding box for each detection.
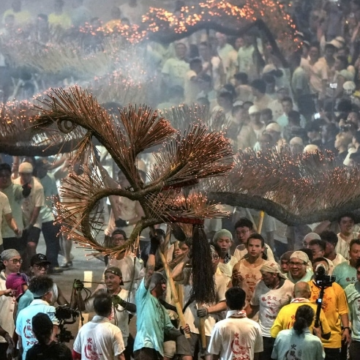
[31,254,51,266]
[105,267,122,277]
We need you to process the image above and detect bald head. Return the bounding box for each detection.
[294,281,311,298]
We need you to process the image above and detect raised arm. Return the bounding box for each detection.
[144,232,161,289]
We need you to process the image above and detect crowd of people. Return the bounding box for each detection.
[0,155,360,360]
[2,0,360,360]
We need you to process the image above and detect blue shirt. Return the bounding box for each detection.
[345,282,360,341]
[134,279,174,356]
[17,289,34,317]
[333,262,357,289]
[272,328,324,360]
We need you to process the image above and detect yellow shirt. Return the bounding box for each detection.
[270,300,331,339]
[2,9,31,25]
[48,13,72,29]
[308,280,348,348]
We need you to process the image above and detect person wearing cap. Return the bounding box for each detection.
[302,232,321,248]
[208,287,263,360]
[16,275,59,360]
[0,163,30,252]
[288,251,314,284]
[85,266,136,354]
[33,160,62,274]
[212,229,238,278]
[309,257,350,360]
[246,262,293,360]
[271,281,331,340]
[289,136,304,155]
[0,249,21,358]
[13,162,45,268]
[17,254,69,316]
[134,233,189,359]
[73,293,126,360]
[320,230,346,268]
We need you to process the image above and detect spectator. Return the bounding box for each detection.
[2,0,31,26]
[251,79,272,111]
[25,312,72,360]
[16,276,59,360]
[320,230,346,267]
[48,0,72,29]
[288,251,313,283]
[336,212,359,259]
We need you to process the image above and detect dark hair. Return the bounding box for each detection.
[262,73,275,85]
[189,57,202,68]
[309,239,326,252]
[234,218,254,231]
[218,90,233,103]
[320,230,338,246]
[32,313,53,344]
[234,72,248,84]
[336,55,348,69]
[338,212,355,223]
[225,287,246,310]
[200,74,212,84]
[293,305,314,335]
[112,229,127,239]
[247,233,265,247]
[261,108,272,118]
[0,163,11,173]
[29,276,53,298]
[350,239,360,250]
[299,248,313,263]
[355,258,360,269]
[251,79,266,94]
[288,110,301,125]
[94,293,113,317]
[281,96,293,104]
[154,228,166,238]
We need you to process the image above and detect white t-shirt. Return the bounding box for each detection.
[13,177,45,229]
[208,311,263,360]
[16,299,58,360]
[331,253,347,268]
[0,192,12,244]
[251,279,294,337]
[272,328,324,360]
[184,273,229,336]
[86,286,131,346]
[73,315,125,360]
[0,271,16,343]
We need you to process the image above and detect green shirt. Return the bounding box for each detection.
[333,261,357,289]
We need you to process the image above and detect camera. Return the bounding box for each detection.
[55,306,80,343]
[314,264,335,287]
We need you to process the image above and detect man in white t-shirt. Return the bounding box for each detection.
[16,275,59,360]
[0,249,21,359]
[13,162,45,268]
[73,293,125,360]
[336,213,359,259]
[0,190,21,251]
[208,287,263,360]
[247,262,293,360]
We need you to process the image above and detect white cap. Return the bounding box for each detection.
[303,144,319,154]
[290,137,303,146]
[265,122,281,133]
[248,105,260,115]
[263,64,276,74]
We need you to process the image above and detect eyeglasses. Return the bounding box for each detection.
[9,258,22,264]
[289,261,305,266]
